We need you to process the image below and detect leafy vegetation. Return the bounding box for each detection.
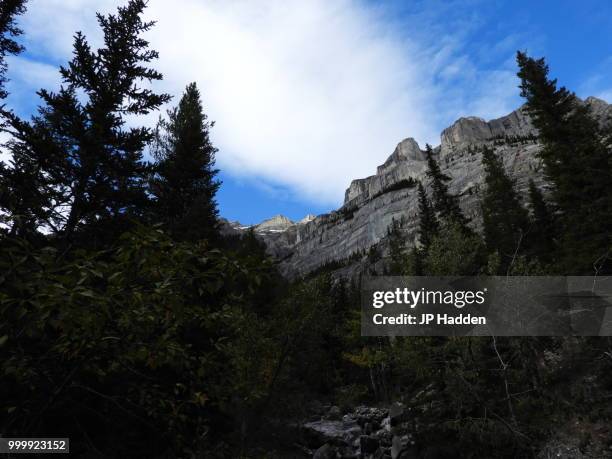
[0,2,611,457]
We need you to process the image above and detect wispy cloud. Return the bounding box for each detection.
[579,57,612,103]
[8,0,531,205]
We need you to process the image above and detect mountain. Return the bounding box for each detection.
[255,215,294,232]
[229,97,612,278]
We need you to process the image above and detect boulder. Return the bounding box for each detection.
[313,443,336,459]
[389,402,406,426]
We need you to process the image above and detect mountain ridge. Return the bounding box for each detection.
[223,96,611,278]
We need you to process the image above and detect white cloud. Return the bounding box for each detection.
[0,131,12,165]
[10,0,522,205]
[596,90,612,103]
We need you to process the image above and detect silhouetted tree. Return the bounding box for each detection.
[1,0,170,242]
[517,51,612,273]
[480,146,529,272]
[387,218,406,275]
[425,144,470,229]
[526,179,554,263]
[0,0,26,100]
[152,82,220,241]
[416,181,439,251]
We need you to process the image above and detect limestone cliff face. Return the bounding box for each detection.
[230,97,610,278]
[440,107,536,156]
[255,215,294,232]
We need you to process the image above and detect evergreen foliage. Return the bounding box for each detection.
[424,144,470,229]
[424,221,484,275]
[527,179,555,264]
[0,0,26,100]
[1,3,612,455]
[387,218,407,275]
[517,51,612,273]
[0,0,170,241]
[152,82,220,242]
[480,146,529,273]
[416,181,439,251]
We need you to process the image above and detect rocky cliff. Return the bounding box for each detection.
[228,97,611,278]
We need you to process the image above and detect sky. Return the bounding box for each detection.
[3,0,612,224]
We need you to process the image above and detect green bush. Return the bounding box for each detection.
[0,226,274,456]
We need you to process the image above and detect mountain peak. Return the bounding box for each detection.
[299,214,316,224]
[255,215,294,232]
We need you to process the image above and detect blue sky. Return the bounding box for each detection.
[3,0,612,224]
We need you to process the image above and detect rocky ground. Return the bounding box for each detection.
[300,403,420,459]
[296,403,612,459]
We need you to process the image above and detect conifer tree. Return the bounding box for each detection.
[416,181,439,251]
[526,179,554,263]
[152,82,220,241]
[406,246,424,276]
[517,52,612,273]
[1,0,170,241]
[0,0,26,101]
[0,0,30,235]
[424,144,470,229]
[480,146,529,272]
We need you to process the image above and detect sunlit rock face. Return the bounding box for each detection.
[440,107,536,157]
[229,98,610,278]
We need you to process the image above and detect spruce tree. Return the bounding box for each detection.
[526,179,554,263]
[517,52,612,273]
[387,218,407,275]
[406,246,424,276]
[1,0,170,241]
[0,0,30,235]
[0,0,26,101]
[151,82,220,241]
[424,144,470,229]
[416,181,439,250]
[480,146,529,272]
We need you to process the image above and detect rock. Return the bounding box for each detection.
[391,435,403,459]
[377,138,427,175]
[255,214,294,232]
[389,402,406,426]
[380,417,391,432]
[440,107,536,157]
[313,443,336,459]
[327,405,342,420]
[360,435,380,454]
[226,97,611,280]
[391,435,417,459]
[299,214,317,224]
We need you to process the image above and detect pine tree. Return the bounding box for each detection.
[416,181,439,250]
[517,52,612,273]
[151,82,220,241]
[526,179,554,263]
[387,218,406,275]
[1,0,170,241]
[424,144,470,229]
[0,0,26,101]
[0,0,43,239]
[406,246,424,276]
[480,146,529,272]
